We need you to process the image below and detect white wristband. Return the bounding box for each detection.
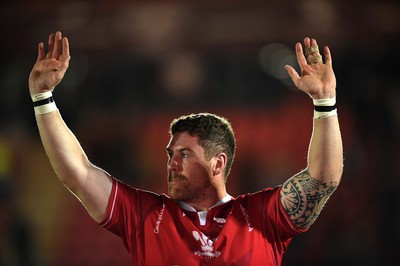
[312,97,336,106]
[313,109,337,119]
[313,97,337,119]
[34,102,57,115]
[31,91,53,102]
[31,91,58,115]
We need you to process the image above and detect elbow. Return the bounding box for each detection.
[54,159,93,192]
[333,158,344,182]
[56,167,87,193]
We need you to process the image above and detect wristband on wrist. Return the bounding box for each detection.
[31,91,58,115]
[313,97,337,119]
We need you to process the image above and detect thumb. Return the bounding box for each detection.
[285,65,301,88]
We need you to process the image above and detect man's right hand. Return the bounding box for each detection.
[29,31,70,95]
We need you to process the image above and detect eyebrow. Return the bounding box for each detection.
[166,147,194,153]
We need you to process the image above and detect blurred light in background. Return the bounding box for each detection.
[258,43,297,86]
[160,52,204,99]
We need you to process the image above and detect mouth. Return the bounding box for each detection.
[168,173,186,182]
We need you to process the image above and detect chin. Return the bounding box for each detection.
[169,188,188,202]
[168,187,180,200]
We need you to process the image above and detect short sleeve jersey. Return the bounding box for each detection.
[99,178,306,266]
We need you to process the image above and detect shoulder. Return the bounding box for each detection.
[235,186,279,203]
[110,178,167,211]
[236,186,305,236]
[231,186,280,214]
[100,178,167,227]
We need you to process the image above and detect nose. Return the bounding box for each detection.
[168,155,181,172]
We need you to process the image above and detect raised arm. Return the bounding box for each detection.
[29,31,112,222]
[280,38,343,229]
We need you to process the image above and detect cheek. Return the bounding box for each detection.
[186,162,212,180]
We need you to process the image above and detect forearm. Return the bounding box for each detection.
[307,115,343,184]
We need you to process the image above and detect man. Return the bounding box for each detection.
[29,31,343,265]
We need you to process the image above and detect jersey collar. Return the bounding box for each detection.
[178,194,233,212]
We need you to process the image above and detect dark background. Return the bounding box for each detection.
[0,0,399,265]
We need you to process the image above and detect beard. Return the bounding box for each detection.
[167,172,211,203]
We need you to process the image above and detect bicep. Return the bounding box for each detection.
[279,168,338,229]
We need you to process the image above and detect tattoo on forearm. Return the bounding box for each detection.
[280,169,338,229]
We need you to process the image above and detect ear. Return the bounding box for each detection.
[212,153,227,177]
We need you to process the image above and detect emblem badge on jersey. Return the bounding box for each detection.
[213,217,226,224]
[192,231,221,259]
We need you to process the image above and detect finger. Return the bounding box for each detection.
[307,38,323,64]
[310,38,317,47]
[37,42,45,61]
[284,65,301,88]
[324,46,332,65]
[46,34,55,59]
[52,31,62,59]
[61,36,70,58]
[304,37,311,48]
[295,42,308,69]
[60,37,71,69]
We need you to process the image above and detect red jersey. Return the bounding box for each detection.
[100,178,306,265]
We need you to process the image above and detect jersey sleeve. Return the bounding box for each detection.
[98,178,160,253]
[263,186,308,240]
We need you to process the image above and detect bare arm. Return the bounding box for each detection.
[29,32,112,222]
[280,38,343,229]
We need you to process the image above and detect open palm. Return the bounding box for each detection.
[29,32,70,94]
[285,38,336,99]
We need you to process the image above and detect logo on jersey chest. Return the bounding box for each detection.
[240,204,254,232]
[192,231,221,260]
[213,217,226,225]
[153,203,166,234]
